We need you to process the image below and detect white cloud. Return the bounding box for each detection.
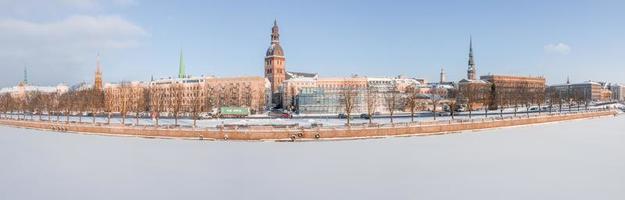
[544,43,571,55]
[0,15,148,86]
[0,0,138,15]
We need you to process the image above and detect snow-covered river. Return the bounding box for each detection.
[1,115,624,200]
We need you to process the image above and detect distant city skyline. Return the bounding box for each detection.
[1,0,624,87]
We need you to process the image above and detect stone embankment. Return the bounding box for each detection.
[0,110,617,141]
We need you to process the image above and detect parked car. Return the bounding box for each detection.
[436,112,451,116]
[529,107,540,111]
[280,113,292,118]
[360,113,372,119]
[338,113,349,119]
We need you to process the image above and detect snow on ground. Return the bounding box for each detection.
[0,114,624,200]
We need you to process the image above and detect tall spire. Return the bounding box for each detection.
[94,53,103,91]
[96,52,101,74]
[467,36,477,80]
[178,49,186,79]
[468,36,475,67]
[23,66,28,85]
[566,76,570,84]
[271,19,280,44]
[440,67,446,83]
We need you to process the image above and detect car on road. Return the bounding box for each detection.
[360,113,372,119]
[436,112,450,116]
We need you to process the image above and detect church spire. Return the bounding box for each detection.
[440,67,446,83]
[178,49,186,79]
[271,19,280,44]
[467,36,477,80]
[94,53,103,91]
[23,66,28,85]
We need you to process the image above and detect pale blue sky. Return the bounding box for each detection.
[0,0,624,87]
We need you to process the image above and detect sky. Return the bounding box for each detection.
[0,0,624,87]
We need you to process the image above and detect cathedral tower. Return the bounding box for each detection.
[264,20,286,104]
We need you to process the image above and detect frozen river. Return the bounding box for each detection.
[1,115,624,200]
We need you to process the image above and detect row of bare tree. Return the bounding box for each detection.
[0,83,223,128]
[338,82,589,126]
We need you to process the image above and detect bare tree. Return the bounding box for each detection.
[573,89,585,112]
[75,90,89,123]
[519,83,532,117]
[405,85,420,122]
[88,89,104,124]
[59,91,75,123]
[384,85,400,123]
[481,84,495,118]
[50,93,61,122]
[364,85,379,124]
[430,86,447,120]
[204,85,214,116]
[38,93,51,121]
[546,87,557,114]
[339,80,359,126]
[459,84,480,119]
[150,86,166,127]
[131,86,146,126]
[104,89,114,124]
[0,94,14,119]
[118,83,132,125]
[446,88,459,120]
[535,87,546,115]
[17,94,27,120]
[25,91,42,120]
[189,86,205,128]
[170,83,184,127]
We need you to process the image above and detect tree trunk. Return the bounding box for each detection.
[175,114,179,126]
[193,116,197,128]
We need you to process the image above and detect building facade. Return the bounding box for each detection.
[104,76,269,115]
[282,76,424,114]
[609,84,624,101]
[548,81,605,102]
[480,75,547,109]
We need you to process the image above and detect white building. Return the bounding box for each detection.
[609,83,624,101]
[0,82,69,98]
